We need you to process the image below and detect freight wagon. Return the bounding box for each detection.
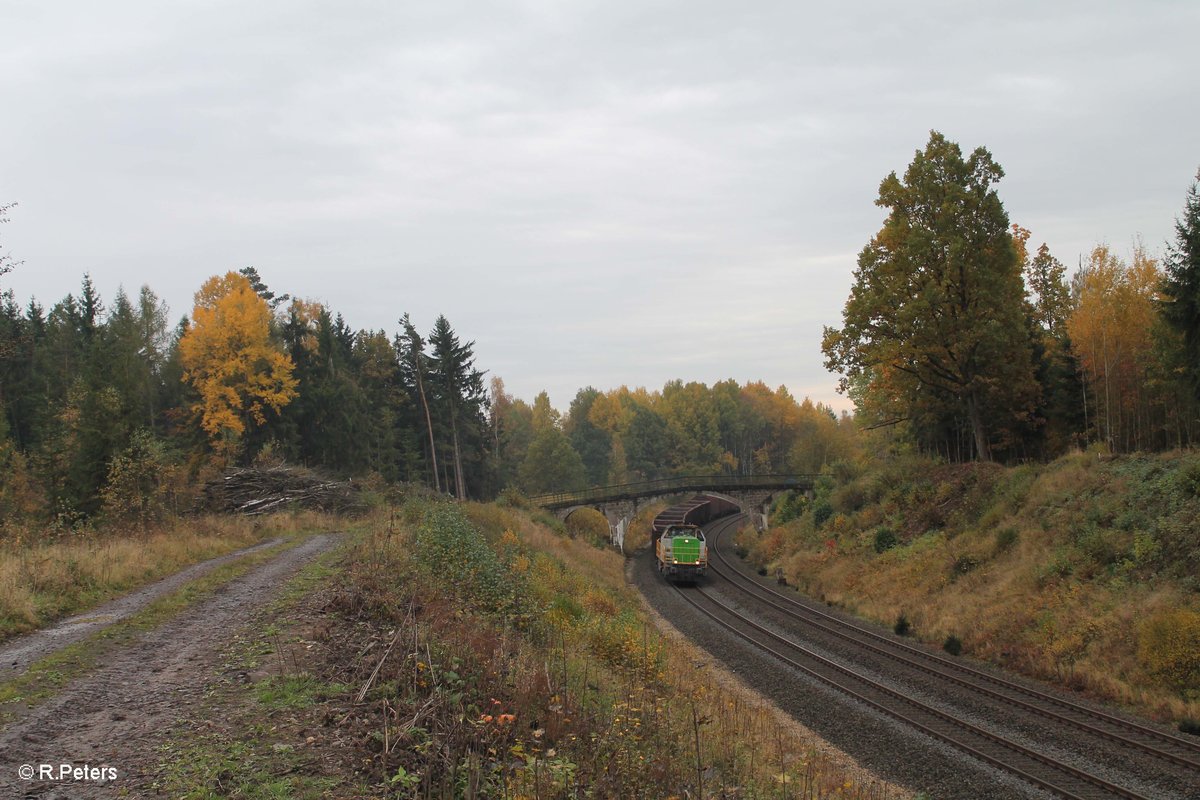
[650,494,738,537]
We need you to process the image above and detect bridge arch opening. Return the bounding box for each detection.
[562,506,608,543]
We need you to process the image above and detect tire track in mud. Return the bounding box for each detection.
[0,533,340,799]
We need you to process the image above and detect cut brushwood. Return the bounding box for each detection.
[204,465,364,515]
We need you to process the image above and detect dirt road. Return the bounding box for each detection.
[0,533,340,799]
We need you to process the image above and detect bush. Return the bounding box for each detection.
[873,527,897,553]
[415,504,514,611]
[1137,608,1200,697]
[951,555,979,578]
[812,500,833,528]
[993,526,1019,555]
[496,488,530,509]
[1180,718,1200,736]
[771,491,808,525]
[894,613,911,636]
[943,635,963,656]
[100,430,173,527]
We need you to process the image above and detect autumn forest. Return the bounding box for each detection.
[1,131,1199,531]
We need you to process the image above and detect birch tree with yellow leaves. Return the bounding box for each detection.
[1067,244,1165,451]
[179,272,297,459]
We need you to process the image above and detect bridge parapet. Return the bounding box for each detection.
[531,474,817,510]
[535,475,817,548]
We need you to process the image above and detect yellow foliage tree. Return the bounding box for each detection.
[1067,244,1161,451]
[1137,607,1200,697]
[179,272,298,456]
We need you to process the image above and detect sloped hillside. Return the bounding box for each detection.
[743,450,1200,728]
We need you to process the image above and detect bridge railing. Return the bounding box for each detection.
[530,473,819,509]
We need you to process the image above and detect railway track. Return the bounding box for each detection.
[668,513,1200,800]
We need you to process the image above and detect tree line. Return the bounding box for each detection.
[0,261,494,526]
[490,380,857,495]
[0,238,856,527]
[823,131,1200,461]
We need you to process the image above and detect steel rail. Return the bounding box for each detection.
[672,517,1153,799]
[704,517,1200,771]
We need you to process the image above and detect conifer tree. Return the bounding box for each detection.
[179,272,297,460]
[1161,170,1200,400]
[427,315,486,499]
[397,313,440,492]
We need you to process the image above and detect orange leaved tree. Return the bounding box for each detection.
[179,272,297,459]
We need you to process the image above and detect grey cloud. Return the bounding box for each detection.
[2,1,1197,412]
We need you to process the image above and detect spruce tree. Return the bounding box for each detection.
[397,314,440,492]
[1161,170,1200,400]
[427,315,486,499]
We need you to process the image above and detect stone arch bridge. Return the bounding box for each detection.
[530,474,818,551]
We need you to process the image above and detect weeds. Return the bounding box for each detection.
[0,510,341,641]
[742,451,1200,723]
[324,503,902,799]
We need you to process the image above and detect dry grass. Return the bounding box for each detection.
[0,510,343,640]
[747,452,1200,725]
[643,594,913,799]
[342,499,901,798]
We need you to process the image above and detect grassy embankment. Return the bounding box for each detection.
[741,450,1200,728]
[0,510,344,641]
[158,499,908,799]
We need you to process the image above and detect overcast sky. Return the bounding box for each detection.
[2,1,1197,412]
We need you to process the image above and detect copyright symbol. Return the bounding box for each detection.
[18,764,34,780]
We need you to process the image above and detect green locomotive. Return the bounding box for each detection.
[654,524,708,582]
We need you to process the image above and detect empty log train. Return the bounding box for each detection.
[651,494,739,582]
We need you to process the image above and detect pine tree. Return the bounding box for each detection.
[238,266,290,310]
[0,202,20,282]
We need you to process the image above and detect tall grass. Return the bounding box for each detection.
[746,450,1200,723]
[343,500,908,798]
[0,510,341,640]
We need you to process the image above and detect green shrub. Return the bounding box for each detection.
[873,527,897,553]
[415,504,513,611]
[497,488,530,509]
[772,491,808,525]
[894,613,911,636]
[993,526,1019,555]
[949,554,980,582]
[812,500,833,528]
[1180,718,1200,736]
[1175,461,1200,498]
[943,635,963,656]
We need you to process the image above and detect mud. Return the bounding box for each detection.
[0,533,340,799]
